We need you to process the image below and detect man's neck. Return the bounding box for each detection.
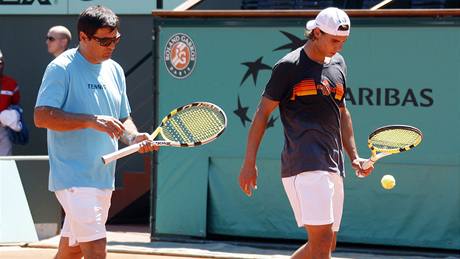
[304,41,325,64]
[53,50,64,58]
[78,46,100,64]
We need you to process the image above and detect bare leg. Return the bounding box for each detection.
[291,224,334,259]
[291,242,309,259]
[54,237,83,259]
[331,231,338,252]
[79,238,107,259]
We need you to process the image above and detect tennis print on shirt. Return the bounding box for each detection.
[84,79,122,112]
[87,83,106,90]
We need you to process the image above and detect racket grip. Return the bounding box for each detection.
[101,143,141,165]
[362,159,374,170]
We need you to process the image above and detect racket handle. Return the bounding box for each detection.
[101,143,141,165]
[362,159,374,170]
[355,159,375,178]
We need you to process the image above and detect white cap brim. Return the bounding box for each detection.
[306,20,317,31]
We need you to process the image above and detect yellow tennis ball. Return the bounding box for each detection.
[381,174,396,190]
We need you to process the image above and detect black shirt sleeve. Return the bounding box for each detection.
[262,61,294,102]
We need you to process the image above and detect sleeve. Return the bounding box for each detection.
[118,70,131,119]
[11,82,20,105]
[35,63,69,109]
[262,61,293,102]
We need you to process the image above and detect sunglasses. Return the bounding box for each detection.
[46,36,56,41]
[91,32,121,47]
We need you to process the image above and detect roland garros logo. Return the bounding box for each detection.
[164,33,196,79]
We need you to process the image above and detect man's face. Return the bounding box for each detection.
[46,30,67,56]
[314,29,348,57]
[80,27,120,64]
[0,57,4,77]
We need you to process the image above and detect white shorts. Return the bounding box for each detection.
[282,170,344,231]
[55,187,112,246]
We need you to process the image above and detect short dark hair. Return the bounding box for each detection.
[77,5,119,40]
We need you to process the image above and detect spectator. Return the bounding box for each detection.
[46,25,72,57]
[0,49,21,155]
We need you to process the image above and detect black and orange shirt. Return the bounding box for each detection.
[0,75,20,112]
[263,47,347,178]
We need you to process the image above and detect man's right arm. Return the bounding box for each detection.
[34,106,125,139]
[239,96,279,196]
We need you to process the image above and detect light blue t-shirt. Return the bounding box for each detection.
[35,48,131,191]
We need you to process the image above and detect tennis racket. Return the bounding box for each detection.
[359,125,423,176]
[102,102,227,165]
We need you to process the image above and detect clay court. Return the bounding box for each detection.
[1,225,458,259]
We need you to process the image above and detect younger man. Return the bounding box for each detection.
[239,7,373,259]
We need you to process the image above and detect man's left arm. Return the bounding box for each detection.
[120,116,158,153]
[340,107,373,177]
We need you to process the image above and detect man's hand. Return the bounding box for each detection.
[132,133,159,153]
[91,115,125,139]
[352,157,374,178]
[239,164,258,196]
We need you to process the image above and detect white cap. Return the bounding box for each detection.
[0,49,3,59]
[306,7,351,36]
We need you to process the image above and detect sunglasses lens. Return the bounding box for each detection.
[92,33,121,47]
[99,40,112,47]
[99,36,121,47]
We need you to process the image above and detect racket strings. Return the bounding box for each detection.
[162,107,225,143]
[370,129,422,151]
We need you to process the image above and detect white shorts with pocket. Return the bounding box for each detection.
[55,187,112,246]
[282,170,344,231]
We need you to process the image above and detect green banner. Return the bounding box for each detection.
[154,18,460,249]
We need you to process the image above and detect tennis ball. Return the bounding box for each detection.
[381,174,396,190]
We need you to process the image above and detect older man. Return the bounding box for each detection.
[35,6,158,259]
